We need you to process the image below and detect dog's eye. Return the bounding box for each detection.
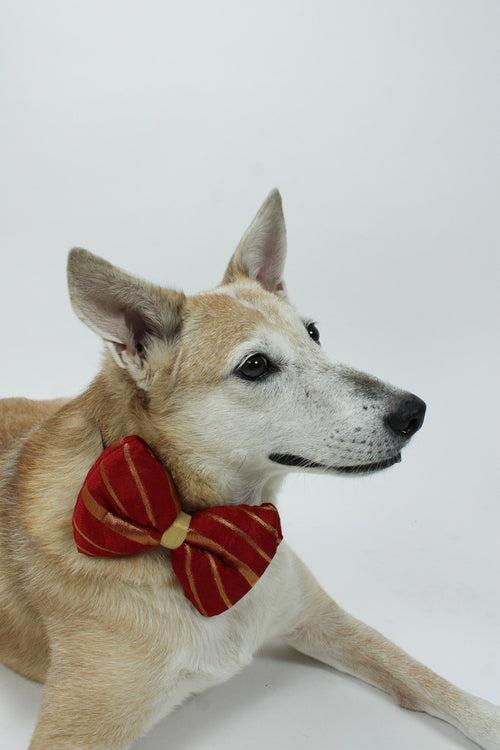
[236,354,270,381]
[306,322,320,344]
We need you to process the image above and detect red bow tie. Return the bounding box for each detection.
[72,436,282,617]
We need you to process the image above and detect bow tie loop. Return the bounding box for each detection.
[160,511,191,549]
[72,436,283,617]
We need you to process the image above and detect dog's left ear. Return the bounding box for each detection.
[223,189,287,294]
[67,248,185,388]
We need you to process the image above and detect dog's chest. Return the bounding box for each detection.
[153,543,300,715]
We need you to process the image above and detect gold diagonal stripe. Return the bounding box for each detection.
[207,553,233,609]
[123,443,156,526]
[184,545,207,616]
[262,503,278,512]
[73,518,117,555]
[187,531,258,587]
[205,512,272,563]
[81,486,157,547]
[81,486,107,521]
[239,507,279,538]
[99,461,129,517]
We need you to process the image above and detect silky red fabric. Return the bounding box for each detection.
[73,436,282,616]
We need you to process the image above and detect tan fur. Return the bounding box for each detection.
[0,397,68,452]
[0,397,67,682]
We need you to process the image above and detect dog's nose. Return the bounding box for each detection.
[385,396,426,438]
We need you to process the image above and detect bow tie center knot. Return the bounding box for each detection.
[160,510,191,549]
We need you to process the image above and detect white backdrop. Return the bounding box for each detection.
[1,2,499,748]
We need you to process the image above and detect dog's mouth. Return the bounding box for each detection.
[269,453,402,475]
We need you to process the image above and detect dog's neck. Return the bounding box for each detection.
[78,365,282,511]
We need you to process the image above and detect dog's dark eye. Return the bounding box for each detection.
[236,354,270,380]
[306,322,320,344]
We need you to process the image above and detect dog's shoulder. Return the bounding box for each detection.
[13,399,101,549]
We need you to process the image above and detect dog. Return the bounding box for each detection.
[0,190,498,749]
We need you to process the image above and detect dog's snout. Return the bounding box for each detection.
[385,396,426,438]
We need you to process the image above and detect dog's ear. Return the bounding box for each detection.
[223,189,287,294]
[67,248,185,386]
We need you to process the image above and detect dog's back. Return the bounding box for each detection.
[0,396,68,682]
[0,397,68,454]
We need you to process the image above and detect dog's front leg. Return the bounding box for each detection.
[30,672,144,750]
[284,552,500,750]
[28,618,182,750]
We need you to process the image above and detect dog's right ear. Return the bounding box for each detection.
[67,248,185,387]
[223,189,287,294]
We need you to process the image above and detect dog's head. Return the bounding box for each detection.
[68,190,425,505]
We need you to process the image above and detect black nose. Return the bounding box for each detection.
[385,396,426,438]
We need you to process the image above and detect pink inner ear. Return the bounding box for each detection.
[256,253,282,292]
[256,266,283,292]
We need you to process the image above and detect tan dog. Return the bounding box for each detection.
[1,191,499,750]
